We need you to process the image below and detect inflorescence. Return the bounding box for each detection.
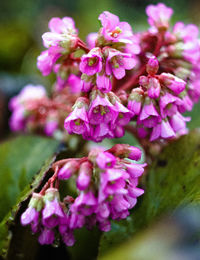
[9,2,200,247]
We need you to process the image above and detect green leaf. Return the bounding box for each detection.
[0,135,59,257]
[98,130,200,256]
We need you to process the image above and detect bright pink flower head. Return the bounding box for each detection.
[146,3,173,30]
[80,47,103,76]
[98,11,133,44]
[64,97,90,135]
[105,48,136,79]
[42,17,78,48]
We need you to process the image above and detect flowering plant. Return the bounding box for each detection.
[4,2,200,257]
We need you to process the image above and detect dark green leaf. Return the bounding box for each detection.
[0,135,59,257]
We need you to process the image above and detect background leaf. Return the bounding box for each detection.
[0,135,59,258]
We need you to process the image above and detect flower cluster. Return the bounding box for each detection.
[15,1,200,249]
[127,56,190,140]
[21,145,145,246]
[10,3,200,143]
[9,85,78,138]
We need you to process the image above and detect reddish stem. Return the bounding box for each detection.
[40,166,59,195]
[117,65,146,94]
[52,157,87,169]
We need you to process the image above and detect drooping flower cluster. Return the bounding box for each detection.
[10,3,200,143]
[21,144,145,246]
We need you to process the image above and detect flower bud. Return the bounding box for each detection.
[76,161,92,190]
[58,160,79,180]
[146,56,159,76]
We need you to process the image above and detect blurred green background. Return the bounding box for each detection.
[0,0,200,137]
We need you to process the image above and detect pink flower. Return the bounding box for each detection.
[9,107,25,132]
[159,93,179,118]
[62,231,75,246]
[88,91,118,126]
[147,77,161,99]
[38,228,55,245]
[138,100,160,128]
[42,17,78,48]
[64,97,90,135]
[80,48,103,76]
[159,73,186,94]
[128,88,144,116]
[42,188,65,228]
[58,160,79,180]
[98,11,134,44]
[173,22,199,42]
[86,32,98,49]
[150,119,175,141]
[96,151,116,169]
[76,161,92,190]
[146,56,159,76]
[170,112,190,134]
[146,3,173,30]
[21,207,39,226]
[37,46,62,76]
[105,48,136,79]
[96,74,112,92]
[71,191,97,216]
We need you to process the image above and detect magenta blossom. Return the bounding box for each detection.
[98,11,134,44]
[80,47,103,76]
[105,48,136,79]
[64,97,90,135]
[159,73,186,95]
[37,46,63,76]
[146,3,173,30]
[42,188,65,228]
[150,119,175,141]
[42,17,78,48]
[138,100,161,128]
